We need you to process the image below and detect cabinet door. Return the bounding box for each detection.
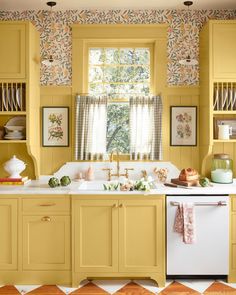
[0,199,17,270]
[119,198,165,273]
[74,200,118,273]
[22,215,70,270]
[0,23,26,78]
[213,23,236,79]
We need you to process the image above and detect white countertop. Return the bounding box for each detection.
[0,179,235,195]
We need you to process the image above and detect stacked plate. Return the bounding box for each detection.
[4,116,26,140]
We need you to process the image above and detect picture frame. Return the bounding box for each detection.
[170,106,197,146]
[42,107,69,147]
[213,117,236,139]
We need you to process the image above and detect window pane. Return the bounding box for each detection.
[134,48,150,64]
[104,67,120,82]
[120,66,134,82]
[89,48,104,65]
[88,83,104,95]
[105,48,119,64]
[89,66,104,83]
[104,83,120,96]
[135,83,150,95]
[107,103,130,153]
[132,66,150,82]
[120,48,134,64]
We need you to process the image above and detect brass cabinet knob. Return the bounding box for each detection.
[41,216,51,222]
[119,203,123,208]
[112,204,118,208]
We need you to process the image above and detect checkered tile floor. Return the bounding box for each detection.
[1,279,236,294]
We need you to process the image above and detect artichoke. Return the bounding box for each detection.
[199,177,211,187]
[60,176,71,186]
[48,177,60,188]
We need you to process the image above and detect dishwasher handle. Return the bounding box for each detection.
[170,201,227,207]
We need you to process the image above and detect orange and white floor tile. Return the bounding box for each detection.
[1,279,236,294]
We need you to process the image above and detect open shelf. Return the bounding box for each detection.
[0,140,26,143]
[213,111,236,115]
[213,139,236,143]
[0,111,27,115]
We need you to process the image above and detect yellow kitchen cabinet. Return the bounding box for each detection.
[72,196,165,287]
[22,215,71,270]
[0,21,40,179]
[0,23,26,78]
[212,23,236,79]
[229,195,236,282]
[74,200,119,273]
[199,20,236,176]
[119,199,164,274]
[0,199,18,270]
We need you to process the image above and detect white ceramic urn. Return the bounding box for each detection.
[3,155,26,178]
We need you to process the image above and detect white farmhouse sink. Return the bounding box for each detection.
[78,180,119,191]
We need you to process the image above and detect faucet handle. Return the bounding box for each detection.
[102,168,112,181]
[124,168,134,179]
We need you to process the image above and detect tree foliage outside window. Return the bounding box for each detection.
[107,103,129,153]
[88,47,151,153]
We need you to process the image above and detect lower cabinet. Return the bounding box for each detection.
[229,195,236,282]
[22,215,71,270]
[0,199,17,270]
[73,196,165,287]
[74,200,119,273]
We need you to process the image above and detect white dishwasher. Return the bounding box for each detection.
[167,195,229,275]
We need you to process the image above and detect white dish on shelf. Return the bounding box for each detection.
[11,87,17,111]
[4,125,25,133]
[5,116,26,127]
[8,88,12,111]
[227,88,233,110]
[16,88,21,109]
[233,89,236,110]
[4,135,25,140]
[222,88,228,110]
[2,87,7,111]
[213,87,219,110]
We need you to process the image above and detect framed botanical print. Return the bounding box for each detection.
[42,107,69,147]
[170,106,197,146]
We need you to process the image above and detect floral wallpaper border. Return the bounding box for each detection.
[0,9,236,86]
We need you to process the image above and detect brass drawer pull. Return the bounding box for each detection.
[39,203,56,207]
[112,204,118,208]
[119,204,123,208]
[41,216,51,222]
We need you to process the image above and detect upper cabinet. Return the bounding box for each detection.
[0,23,26,79]
[212,23,236,79]
[0,21,40,179]
[199,20,236,176]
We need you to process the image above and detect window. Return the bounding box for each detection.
[88,47,151,99]
[72,24,167,160]
[88,46,152,153]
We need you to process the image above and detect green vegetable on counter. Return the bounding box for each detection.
[60,175,71,186]
[48,177,60,188]
[199,177,211,187]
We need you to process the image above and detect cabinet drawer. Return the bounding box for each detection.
[22,197,70,214]
[232,198,236,212]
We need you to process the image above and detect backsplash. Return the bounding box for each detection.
[53,161,180,181]
[0,9,235,86]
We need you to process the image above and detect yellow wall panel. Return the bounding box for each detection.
[40,86,199,175]
[40,86,72,175]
